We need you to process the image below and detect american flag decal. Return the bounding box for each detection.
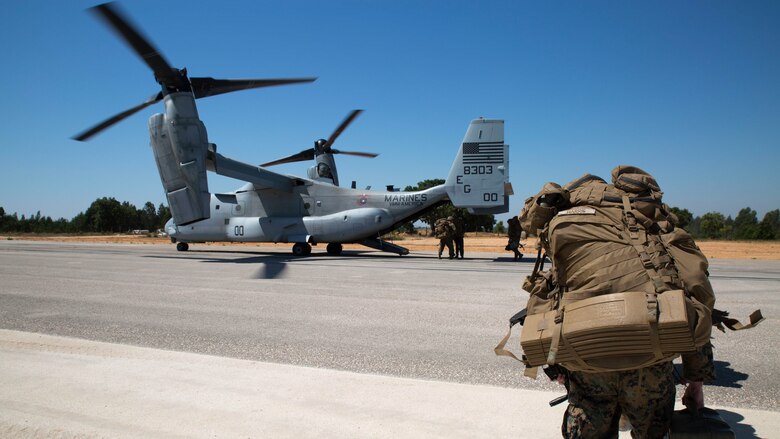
[462,142,504,164]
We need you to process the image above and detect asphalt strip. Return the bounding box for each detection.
[0,330,777,438]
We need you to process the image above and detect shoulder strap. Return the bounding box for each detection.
[621,195,673,293]
[530,246,545,280]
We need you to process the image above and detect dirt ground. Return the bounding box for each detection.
[4,234,780,260]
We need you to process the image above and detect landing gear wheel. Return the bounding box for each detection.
[176,242,189,251]
[292,243,311,256]
[326,243,343,256]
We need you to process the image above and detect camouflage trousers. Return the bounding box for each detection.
[454,236,464,258]
[562,361,675,439]
[438,238,454,258]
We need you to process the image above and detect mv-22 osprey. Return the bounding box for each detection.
[76,3,513,256]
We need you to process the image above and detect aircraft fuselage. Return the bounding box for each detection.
[167,180,448,245]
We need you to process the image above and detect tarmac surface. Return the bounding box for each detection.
[1,240,778,437]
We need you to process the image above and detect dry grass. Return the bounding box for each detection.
[4,233,780,260]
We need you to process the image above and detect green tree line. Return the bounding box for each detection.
[670,207,780,240]
[1,198,171,234]
[493,206,779,241]
[5,194,775,241]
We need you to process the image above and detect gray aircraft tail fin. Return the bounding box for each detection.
[444,119,512,214]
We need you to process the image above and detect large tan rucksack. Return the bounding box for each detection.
[508,166,716,373]
[434,218,453,239]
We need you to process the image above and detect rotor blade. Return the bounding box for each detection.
[90,3,176,83]
[73,92,163,141]
[260,149,315,167]
[191,77,317,99]
[331,149,379,158]
[324,109,363,151]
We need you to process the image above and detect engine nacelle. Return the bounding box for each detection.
[149,93,211,225]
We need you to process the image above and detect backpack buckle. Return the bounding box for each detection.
[639,251,654,269]
[646,293,659,322]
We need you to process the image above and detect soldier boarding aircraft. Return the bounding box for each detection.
[76,3,513,256]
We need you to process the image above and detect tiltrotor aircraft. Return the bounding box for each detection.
[76,2,512,256]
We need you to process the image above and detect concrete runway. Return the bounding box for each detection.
[1,240,778,436]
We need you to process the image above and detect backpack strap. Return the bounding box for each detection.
[646,292,665,361]
[494,308,543,379]
[564,174,605,191]
[546,309,564,365]
[713,309,765,331]
[530,245,545,279]
[621,195,671,293]
[494,324,523,362]
[546,307,591,371]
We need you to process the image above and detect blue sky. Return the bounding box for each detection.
[1,0,778,225]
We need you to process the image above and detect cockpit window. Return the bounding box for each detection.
[317,163,333,179]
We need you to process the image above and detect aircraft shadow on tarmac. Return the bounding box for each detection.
[492,256,529,263]
[493,252,552,264]
[144,249,433,279]
[144,248,513,279]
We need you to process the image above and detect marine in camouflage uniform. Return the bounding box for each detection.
[506,216,523,260]
[435,217,455,259]
[563,362,676,438]
[520,167,716,439]
[563,343,715,438]
[452,214,465,259]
